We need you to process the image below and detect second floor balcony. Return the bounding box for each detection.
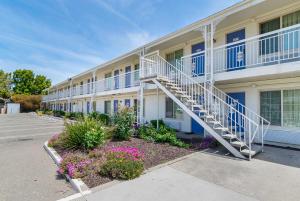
[180,23,300,81]
[43,70,140,101]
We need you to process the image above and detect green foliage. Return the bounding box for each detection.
[12,69,51,95]
[0,70,11,99]
[65,112,84,120]
[62,118,105,150]
[99,152,144,180]
[11,94,42,112]
[138,123,189,148]
[88,111,110,125]
[150,119,165,128]
[53,110,65,117]
[113,107,135,140]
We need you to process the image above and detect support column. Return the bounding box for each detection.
[90,71,96,113]
[138,48,145,124]
[68,79,73,112]
[156,86,159,130]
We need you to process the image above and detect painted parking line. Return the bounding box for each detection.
[0,126,64,133]
[0,132,58,141]
[0,123,63,129]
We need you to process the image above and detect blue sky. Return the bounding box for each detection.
[0,0,241,84]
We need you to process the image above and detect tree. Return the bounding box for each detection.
[12,69,51,95]
[0,70,11,99]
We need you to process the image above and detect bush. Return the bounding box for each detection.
[138,124,189,148]
[150,119,165,128]
[53,110,65,117]
[99,147,144,180]
[65,112,84,120]
[11,94,42,112]
[62,118,105,150]
[58,153,92,179]
[48,133,63,148]
[88,112,110,125]
[113,107,135,140]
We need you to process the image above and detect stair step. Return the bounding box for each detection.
[208,120,221,125]
[240,146,262,157]
[214,127,229,132]
[166,83,177,87]
[186,99,196,103]
[192,104,203,109]
[230,141,246,148]
[171,87,182,91]
[205,115,214,119]
[175,90,186,94]
[181,95,191,99]
[158,76,170,82]
[222,134,237,140]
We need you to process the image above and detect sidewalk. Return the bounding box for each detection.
[74,166,258,201]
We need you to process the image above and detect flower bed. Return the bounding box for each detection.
[48,108,219,189]
[54,138,195,188]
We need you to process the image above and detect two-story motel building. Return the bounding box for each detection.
[43,0,300,153]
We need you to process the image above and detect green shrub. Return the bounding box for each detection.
[112,107,135,140]
[137,124,189,148]
[150,119,165,128]
[48,134,63,148]
[53,110,65,117]
[88,112,111,125]
[99,148,144,180]
[62,118,105,150]
[100,159,144,180]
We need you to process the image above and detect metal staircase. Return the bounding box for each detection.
[140,54,270,160]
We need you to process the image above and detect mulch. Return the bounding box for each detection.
[55,137,200,188]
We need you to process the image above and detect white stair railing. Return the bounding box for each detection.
[176,59,270,149]
[142,54,260,158]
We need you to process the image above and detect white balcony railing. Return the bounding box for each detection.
[95,69,140,93]
[180,23,300,75]
[43,70,140,101]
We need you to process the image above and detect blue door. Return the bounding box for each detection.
[191,42,205,76]
[114,70,119,89]
[125,99,130,107]
[125,66,131,88]
[87,101,90,114]
[226,92,245,132]
[226,29,246,71]
[113,100,118,113]
[191,95,205,135]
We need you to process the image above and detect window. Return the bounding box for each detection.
[260,89,300,127]
[92,101,96,112]
[134,64,139,82]
[283,89,300,127]
[166,49,183,67]
[260,18,280,55]
[282,10,300,28]
[104,100,111,114]
[260,91,281,126]
[165,97,182,119]
[105,73,112,90]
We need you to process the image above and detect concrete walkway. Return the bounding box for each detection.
[79,166,258,201]
[0,114,75,201]
[72,146,300,201]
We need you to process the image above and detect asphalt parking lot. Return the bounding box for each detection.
[0,113,75,201]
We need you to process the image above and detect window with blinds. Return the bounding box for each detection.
[166,49,183,67]
[282,10,300,28]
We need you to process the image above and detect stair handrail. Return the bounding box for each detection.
[142,54,259,153]
[177,58,270,144]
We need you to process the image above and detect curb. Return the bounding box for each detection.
[43,141,91,194]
